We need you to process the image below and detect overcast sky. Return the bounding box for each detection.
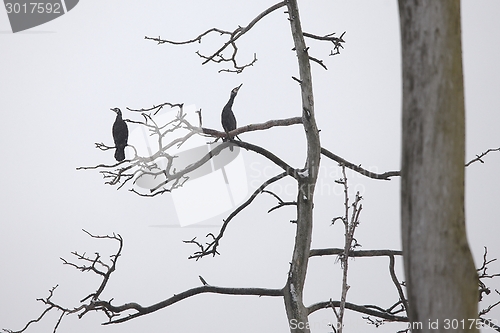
[1,1,499,332]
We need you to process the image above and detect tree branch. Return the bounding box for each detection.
[100,285,283,324]
[321,147,400,180]
[63,230,123,304]
[145,2,286,73]
[150,139,297,193]
[479,318,500,332]
[127,102,184,115]
[303,31,346,56]
[321,146,500,182]
[389,254,409,315]
[2,286,66,333]
[465,147,500,167]
[262,190,297,213]
[202,116,302,138]
[335,166,363,331]
[184,172,289,259]
[307,300,408,322]
[308,55,328,70]
[309,248,402,258]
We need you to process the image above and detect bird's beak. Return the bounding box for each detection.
[235,83,243,92]
[110,108,117,113]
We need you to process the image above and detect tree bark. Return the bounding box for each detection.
[284,0,321,332]
[399,1,478,332]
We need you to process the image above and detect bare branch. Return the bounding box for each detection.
[303,31,346,56]
[477,247,500,313]
[309,55,328,70]
[145,28,231,45]
[201,116,302,138]
[321,147,400,180]
[129,188,170,197]
[307,300,408,322]
[61,230,123,303]
[100,285,283,324]
[389,254,409,314]
[477,247,500,280]
[466,147,500,167]
[479,318,500,332]
[4,230,284,330]
[309,248,402,258]
[199,276,209,286]
[262,190,297,213]
[3,290,61,333]
[321,146,500,182]
[184,172,289,259]
[79,104,303,197]
[291,76,302,84]
[363,316,385,328]
[150,139,297,194]
[127,102,183,116]
[76,159,128,171]
[480,297,500,318]
[334,165,364,332]
[145,2,286,73]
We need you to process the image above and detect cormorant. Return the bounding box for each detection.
[221,84,242,150]
[111,107,128,161]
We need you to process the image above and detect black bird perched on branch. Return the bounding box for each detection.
[221,83,242,151]
[111,107,128,161]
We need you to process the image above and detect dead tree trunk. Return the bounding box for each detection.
[399,1,478,331]
[283,1,321,332]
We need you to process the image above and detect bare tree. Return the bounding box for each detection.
[5,2,500,333]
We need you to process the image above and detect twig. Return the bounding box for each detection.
[127,102,183,115]
[479,317,500,332]
[466,148,500,167]
[2,286,66,333]
[309,55,328,70]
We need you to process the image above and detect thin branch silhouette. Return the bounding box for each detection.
[145,2,287,73]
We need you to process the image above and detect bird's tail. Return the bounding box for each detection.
[115,145,126,161]
[223,133,234,151]
[223,136,235,152]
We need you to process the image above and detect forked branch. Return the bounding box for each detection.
[2,230,282,332]
[303,31,346,56]
[307,300,407,322]
[308,248,408,325]
[184,172,289,259]
[101,285,283,324]
[145,2,286,73]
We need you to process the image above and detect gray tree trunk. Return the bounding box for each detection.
[399,1,478,332]
[284,1,321,332]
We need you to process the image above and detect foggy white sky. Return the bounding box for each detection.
[1,1,499,332]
